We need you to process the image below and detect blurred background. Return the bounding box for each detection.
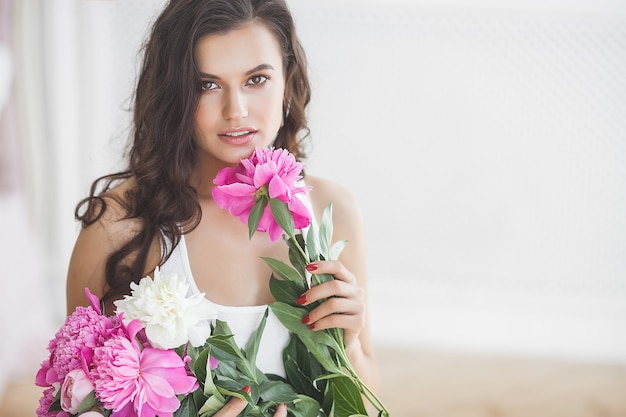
[1,0,625,416]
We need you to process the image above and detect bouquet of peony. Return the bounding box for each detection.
[212,147,390,417]
[35,268,321,417]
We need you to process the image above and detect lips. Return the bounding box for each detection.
[218,128,257,145]
[223,130,250,137]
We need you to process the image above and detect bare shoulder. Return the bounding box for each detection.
[304,175,369,292]
[66,178,146,313]
[305,174,360,211]
[305,174,364,236]
[77,178,141,250]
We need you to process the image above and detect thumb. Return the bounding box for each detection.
[213,386,251,417]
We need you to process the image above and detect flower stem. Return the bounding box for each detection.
[292,237,309,265]
[305,254,389,417]
[336,349,390,417]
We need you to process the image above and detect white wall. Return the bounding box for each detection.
[30,0,626,363]
[288,1,626,362]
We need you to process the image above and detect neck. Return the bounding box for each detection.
[192,154,236,199]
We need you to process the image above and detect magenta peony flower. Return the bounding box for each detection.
[36,300,115,388]
[212,147,312,241]
[36,387,70,417]
[91,320,198,417]
[209,355,220,370]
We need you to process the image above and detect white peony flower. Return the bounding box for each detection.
[114,267,218,349]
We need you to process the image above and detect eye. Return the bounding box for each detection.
[200,80,219,92]
[246,75,269,86]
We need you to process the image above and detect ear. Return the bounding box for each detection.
[283,99,291,120]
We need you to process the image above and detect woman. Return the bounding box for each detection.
[66,0,380,415]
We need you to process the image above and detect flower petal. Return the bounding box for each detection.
[253,161,278,188]
[268,175,289,201]
[213,167,237,186]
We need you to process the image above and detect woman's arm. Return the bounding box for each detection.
[66,182,160,315]
[300,175,381,393]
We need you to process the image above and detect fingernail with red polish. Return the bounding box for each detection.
[307,323,316,330]
[296,294,307,305]
[301,314,310,324]
[305,263,318,272]
[243,385,251,395]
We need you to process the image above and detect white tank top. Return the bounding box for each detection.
[159,234,290,376]
[159,185,317,377]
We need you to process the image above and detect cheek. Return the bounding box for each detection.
[195,102,217,131]
[260,88,285,126]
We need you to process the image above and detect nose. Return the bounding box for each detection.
[223,88,248,120]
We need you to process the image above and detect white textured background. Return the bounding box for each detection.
[290,1,626,362]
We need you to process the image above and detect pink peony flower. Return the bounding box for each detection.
[36,387,70,417]
[36,294,115,388]
[60,369,95,414]
[91,320,198,417]
[209,355,220,370]
[212,147,312,241]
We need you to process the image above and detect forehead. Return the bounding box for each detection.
[195,22,283,75]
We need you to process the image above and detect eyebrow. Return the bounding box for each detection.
[199,63,276,80]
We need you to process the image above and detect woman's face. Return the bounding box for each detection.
[193,22,286,169]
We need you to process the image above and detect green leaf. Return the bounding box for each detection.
[194,345,210,387]
[245,308,269,374]
[248,199,268,239]
[269,302,344,375]
[174,394,198,417]
[311,272,335,286]
[76,391,98,414]
[48,390,62,412]
[198,395,226,416]
[213,319,235,337]
[330,239,348,261]
[269,277,296,306]
[203,356,225,402]
[318,203,334,260]
[269,198,295,238]
[328,376,368,417]
[294,336,322,380]
[305,220,320,262]
[284,357,316,398]
[269,274,305,305]
[287,234,309,277]
[193,389,209,411]
[214,360,243,382]
[206,335,245,363]
[217,382,257,405]
[258,380,299,403]
[261,257,304,286]
[291,395,324,417]
[282,335,325,403]
[321,382,334,416]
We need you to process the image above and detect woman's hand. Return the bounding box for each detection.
[296,260,366,349]
[213,392,287,417]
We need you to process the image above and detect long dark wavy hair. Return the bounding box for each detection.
[75,0,312,306]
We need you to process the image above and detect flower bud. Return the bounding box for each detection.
[60,369,95,413]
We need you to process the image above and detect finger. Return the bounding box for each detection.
[213,387,250,417]
[298,279,364,307]
[273,403,288,417]
[301,295,366,330]
[306,260,356,284]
